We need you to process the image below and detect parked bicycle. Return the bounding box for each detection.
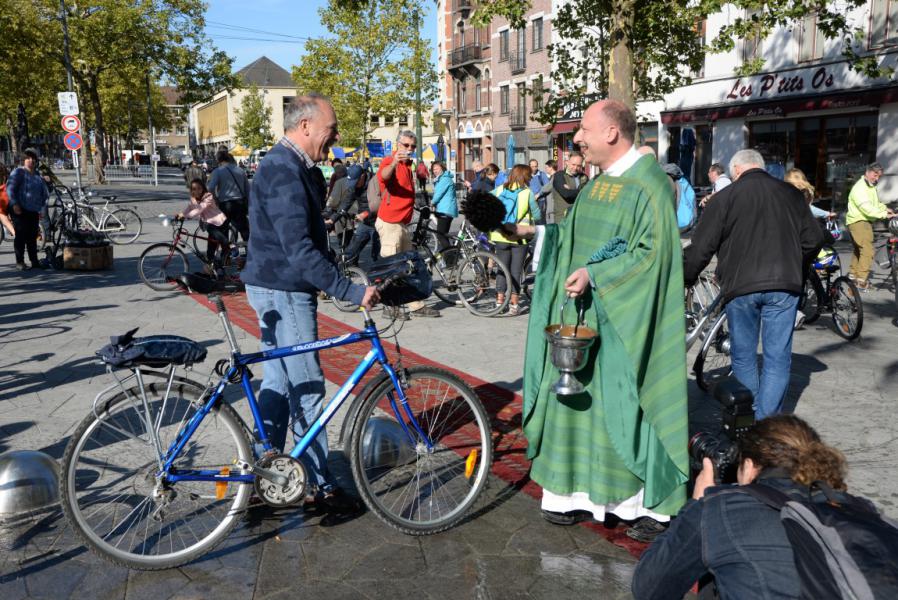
[685,273,732,391]
[49,185,142,245]
[59,276,492,570]
[410,207,512,317]
[138,215,244,291]
[800,247,863,340]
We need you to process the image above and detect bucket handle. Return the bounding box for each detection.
[559,296,587,335]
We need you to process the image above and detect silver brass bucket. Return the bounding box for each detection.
[0,450,59,516]
[544,297,598,396]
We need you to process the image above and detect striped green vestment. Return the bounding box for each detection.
[523,154,689,516]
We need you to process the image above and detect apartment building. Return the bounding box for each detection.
[189,56,297,157]
[439,0,493,177]
[490,1,553,170]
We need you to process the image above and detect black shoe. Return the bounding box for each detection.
[541,509,592,526]
[410,306,440,318]
[625,517,668,543]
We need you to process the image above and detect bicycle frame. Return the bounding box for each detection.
[161,309,433,484]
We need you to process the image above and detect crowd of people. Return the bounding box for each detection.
[4,89,896,596]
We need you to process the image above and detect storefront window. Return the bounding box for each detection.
[751,113,877,206]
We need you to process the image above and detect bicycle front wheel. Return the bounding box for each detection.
[831,276,863,340]
[104,208,142,244]
[332,265,370,312]
[348,366,492,534]
[139,243,189,291]
[693,312,732,391]
[429,246,463,305]
[800,270,824,324]
[457,250,511,317]
[60,379,253,570]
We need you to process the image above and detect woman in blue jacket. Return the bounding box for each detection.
[6,148,49,271]
[430,161,456,250]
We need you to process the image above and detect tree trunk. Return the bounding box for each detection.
[608,0,635,110]
[6,115,20,158]
[86,75,107,184]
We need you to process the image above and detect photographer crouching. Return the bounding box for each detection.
[632,414,848,600]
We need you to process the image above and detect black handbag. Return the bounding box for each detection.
[365,251,432,306]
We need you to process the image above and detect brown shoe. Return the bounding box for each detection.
[856,279,871,291]
[410,306,440,318]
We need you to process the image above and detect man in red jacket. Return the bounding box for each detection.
[376,130,440,318]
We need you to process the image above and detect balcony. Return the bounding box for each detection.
[454,0,473,13]
[448,44,483,78]
[509,109,527,129]
[509,50,526,74]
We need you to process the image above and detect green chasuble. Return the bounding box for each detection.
[523,154,689,516]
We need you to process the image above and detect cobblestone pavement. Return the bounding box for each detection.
[1,176,896,598]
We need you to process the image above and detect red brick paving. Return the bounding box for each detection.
[190,292,647,557]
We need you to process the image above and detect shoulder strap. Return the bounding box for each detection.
[711,482,791,511]
[225,166,247,202]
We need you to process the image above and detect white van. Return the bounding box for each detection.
[247,149,268,177]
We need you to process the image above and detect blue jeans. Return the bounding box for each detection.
[344,221,380,265]
[725,291,799,419]
[245,285,329,486]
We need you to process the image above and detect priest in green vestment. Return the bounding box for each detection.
[506,100,689,533]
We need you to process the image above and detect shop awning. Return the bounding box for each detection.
[551,120,579,135]
[661,85,898,125]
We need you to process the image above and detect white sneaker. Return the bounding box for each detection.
[794,310,805,330]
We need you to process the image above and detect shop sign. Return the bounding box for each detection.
[527,132,547,146]
[726,66,836,102]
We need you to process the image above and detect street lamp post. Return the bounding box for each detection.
[414,5,423,161]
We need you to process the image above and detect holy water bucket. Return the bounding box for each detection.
[544,297,598,396]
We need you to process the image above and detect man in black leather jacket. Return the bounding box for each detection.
[684,149,822,419]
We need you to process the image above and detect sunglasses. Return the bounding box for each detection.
[400,142,417,149]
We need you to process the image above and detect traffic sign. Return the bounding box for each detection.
[58,92,79,116]
[384,140,393,154]
[64,132,83,151]
[61,115,81,133]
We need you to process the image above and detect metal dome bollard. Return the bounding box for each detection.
[0,450,60,516]
[361,417,417,470]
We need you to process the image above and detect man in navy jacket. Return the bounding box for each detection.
[242,93,378,505]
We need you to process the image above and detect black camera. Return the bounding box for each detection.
[689,378,755,481]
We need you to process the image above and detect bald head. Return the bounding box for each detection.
[573,100,637,170]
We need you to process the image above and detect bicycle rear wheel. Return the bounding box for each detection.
[457,250,511,317]
[831,276,863,340]
[139,243,189,291]
[60,378,252,570]
[800,270,824,324]
[104,208,142,244]
[348,366,492,534]
[693,312,732,391]
[332,265,370,312]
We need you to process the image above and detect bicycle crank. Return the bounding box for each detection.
[248,455,308,507]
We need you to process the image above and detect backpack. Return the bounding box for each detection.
[731,482,898,600]
[366,174,383,214]
[676,177,696,230]
[497,187,528,225]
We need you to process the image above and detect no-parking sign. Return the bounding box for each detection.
[61,115,81,133]
[64,132,83,151]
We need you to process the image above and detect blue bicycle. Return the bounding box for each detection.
[59,288,492,570]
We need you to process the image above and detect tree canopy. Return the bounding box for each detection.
[233,85,274,150]
[0,0,238,174]
[292,0,437,148]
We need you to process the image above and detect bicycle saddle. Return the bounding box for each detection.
[97,328,207,369]
[101,195,117,201]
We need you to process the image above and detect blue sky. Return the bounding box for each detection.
[204,0,438,73]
